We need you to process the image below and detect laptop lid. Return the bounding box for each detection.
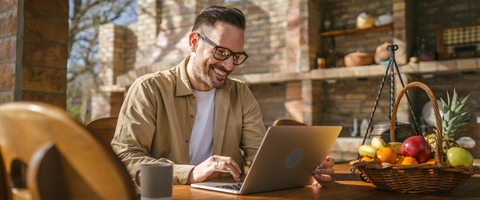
[239,125,342,194]
[191,125,342,195]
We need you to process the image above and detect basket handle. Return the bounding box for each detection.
[390,82,443,164]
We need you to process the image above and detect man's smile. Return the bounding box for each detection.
[213,67,226,76]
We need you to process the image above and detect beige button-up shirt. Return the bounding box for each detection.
[111,56,266,185]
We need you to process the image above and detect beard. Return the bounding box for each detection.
[193,60,231,89]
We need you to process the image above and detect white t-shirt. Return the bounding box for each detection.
[189,88,216,165]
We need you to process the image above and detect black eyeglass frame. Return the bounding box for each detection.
[197,32,249,65]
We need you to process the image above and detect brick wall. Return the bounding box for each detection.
[323,0,394,67]
[0,1,16,104]
[91,89,125,119]
[213,0,289,75]
[249,83,287,126]
[321,77,396,137]
[415,0,480,52]
[409,72,480,124]
[98,24,127,86]
[0,0,68,108]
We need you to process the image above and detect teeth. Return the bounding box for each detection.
[214,68,226,76]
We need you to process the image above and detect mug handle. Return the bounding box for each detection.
[134,170,141,189]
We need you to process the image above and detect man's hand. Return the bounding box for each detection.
[312,156,334,186]
[188,155,242,184]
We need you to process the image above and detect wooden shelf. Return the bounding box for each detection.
[319,24,393,37]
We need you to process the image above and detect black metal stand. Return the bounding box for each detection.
[350,44,421,174]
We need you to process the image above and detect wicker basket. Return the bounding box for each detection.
[350,82,480,193]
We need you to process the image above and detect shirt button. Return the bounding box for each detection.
[193,96,196,99]
[190,115,193,118]
[186,140,188,143]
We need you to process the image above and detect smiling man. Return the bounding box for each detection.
[111,6,334,186]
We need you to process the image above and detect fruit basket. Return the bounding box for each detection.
[350,81,480,193]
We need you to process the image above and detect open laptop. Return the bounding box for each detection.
[191,125,342,195]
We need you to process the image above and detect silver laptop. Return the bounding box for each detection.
[191,125,342,194]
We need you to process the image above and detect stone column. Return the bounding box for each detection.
[91,24,127,120]
[302,80,324,125]
[0,0,68,108]
[285,81,303,122]
[135,0,162,64]
[392,0,414,65]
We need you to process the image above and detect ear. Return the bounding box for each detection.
[189,32,199,53]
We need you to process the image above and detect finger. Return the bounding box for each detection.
[314,174,332,185]
[217,156,242,174]
[318,159,335,169]
[315,168,334,176]
[215,161,240,181]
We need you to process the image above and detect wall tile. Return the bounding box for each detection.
[0,0,18,11]
[24,11,68,43]
[22,65,66,93]
[0,36,16,63]
[22,91,66,109]
[23,38,67,68]
[24,0,68,19]
[0,91,14,104]
[0,9,17,37]
[0,63,15,90]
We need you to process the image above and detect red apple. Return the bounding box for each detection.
[401,136,431,163]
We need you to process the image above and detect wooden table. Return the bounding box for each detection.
[172,162,480,199]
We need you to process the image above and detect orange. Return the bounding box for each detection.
[373,147,397,164]
[421,159,436,164]
[395,156,419,165]
[361,156,372,162]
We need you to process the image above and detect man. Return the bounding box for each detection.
[112,5,334,186]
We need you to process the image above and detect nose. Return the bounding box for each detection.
[221,55,236,71]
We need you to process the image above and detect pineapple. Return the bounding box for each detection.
[425,89,471,156]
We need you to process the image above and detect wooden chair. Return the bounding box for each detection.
[272,119,307,126]
[0,102,136,200]
[85,117,118,145]
[0,149,10,200]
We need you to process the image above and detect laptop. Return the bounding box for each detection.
[191,125,342,194]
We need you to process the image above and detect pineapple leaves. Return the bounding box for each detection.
[438,89,471,141]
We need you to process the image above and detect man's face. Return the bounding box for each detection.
[191,21,245,89]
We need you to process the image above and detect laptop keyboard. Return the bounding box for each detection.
[215,183,243,190]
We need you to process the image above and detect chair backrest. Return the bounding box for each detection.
[0,102,136,200]
[85,117,118,145]
[0,149,10,200]
[272,119,307,126]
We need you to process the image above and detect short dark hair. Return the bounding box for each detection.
[192,6,246,33]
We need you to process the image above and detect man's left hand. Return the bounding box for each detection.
[312,156,334,186]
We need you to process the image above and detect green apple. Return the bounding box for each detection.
[371,137,387,149]
[387,142,403,154]
[358,145,377,158]
[445,147,474,167]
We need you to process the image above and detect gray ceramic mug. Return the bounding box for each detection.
[135,164,173,200]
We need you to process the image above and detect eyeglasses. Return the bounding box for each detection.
[197,32,249,65]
